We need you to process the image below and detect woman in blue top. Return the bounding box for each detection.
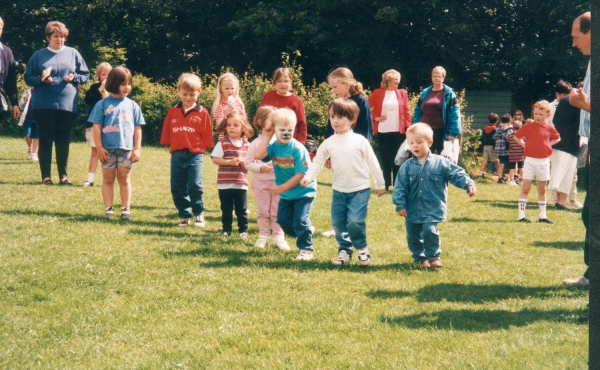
[24,21,89,185]
[413,66,461,155]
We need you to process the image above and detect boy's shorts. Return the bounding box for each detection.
[509,161,524,169]
[23,117,38,139]
[523,157,550,181]
[483,145,495,161]
[102,149,132,170]
[497,155,510,166]
[85,127,95,147]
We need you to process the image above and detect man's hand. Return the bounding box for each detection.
[569,88,590,112]
[12,106,20,119]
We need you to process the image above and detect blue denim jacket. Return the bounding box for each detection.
[392,153,475,223]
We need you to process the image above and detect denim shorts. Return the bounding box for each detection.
[23,117,38,139]
[102,149,132,170]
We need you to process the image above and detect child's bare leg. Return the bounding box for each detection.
[479,160,488,173]
[520,179,532,199]
[25,137,32,150]
[31,139,39,153]
[117,167,132,208]
[88,147,98,174]
[497,163,505,180]
[536,180,547,202]
[102,168,116,208]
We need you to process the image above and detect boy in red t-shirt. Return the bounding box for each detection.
[514,100,561,223]
[160,73,214,227]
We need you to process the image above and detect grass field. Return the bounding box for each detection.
[0,136,589,369]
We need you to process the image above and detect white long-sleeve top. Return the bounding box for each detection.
[304,130,385,193]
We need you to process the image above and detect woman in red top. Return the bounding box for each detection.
[368,69,411,190]
[259,68,307,144]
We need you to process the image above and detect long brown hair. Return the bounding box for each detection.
[218,111,254,138]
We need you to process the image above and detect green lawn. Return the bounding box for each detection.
[0,136,589,369]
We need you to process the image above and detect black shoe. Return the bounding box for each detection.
[518,217,532,223]
[578,313,588,322]
[42,179,53,185]
[555,203,572,211]
[539,218,554,224]
[59,179,73,186]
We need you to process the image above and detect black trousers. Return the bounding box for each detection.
[377,132,405,189]
[431,127,445,155]
[583,161,589,279]
[34,109,75,181]
[218,189,248,233]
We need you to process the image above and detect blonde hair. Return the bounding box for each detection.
[272,67,293,87]
[45,21,69,39]
[328,67,364,96]
[432,66,446,78]
[271,108,297,128]
[328,98,359,127]
[217,111,254,138]
[406,122,434,142]
[533,100,551,113]
[380,69,401,89]
[513,120,523,130]
[212,72,244,115]
[96,62,112,81]
[177,73,202,92]
[253,105,277,130]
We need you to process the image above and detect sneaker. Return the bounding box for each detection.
[321,228,335,237]
[31,153,39,162]
[273,236,291,251]
[539,218,554,224]
[562,276,589,287]
[430,258,443,268]
[295,250,314,261]
[254,235,270,248]
[417,260,430,268]
[104,206,114,220]
[357,247,371,266]
[83,181,94,187]
[121,207,131,220]
[509,181,518,186]
[332,250,351,265]
[194,214,205,227]
[570,200,584,208]
[27,149,32,160]
[178,219,190,227]
[497,177,506,184]
[221,231,230,237]
[239,232,249,241]
[518,217,532,223]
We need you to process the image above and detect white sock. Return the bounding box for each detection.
[518,198,527,219]
[538,202,547,219]
[87,172,95,183]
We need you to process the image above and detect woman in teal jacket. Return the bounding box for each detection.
[412,66,461,154]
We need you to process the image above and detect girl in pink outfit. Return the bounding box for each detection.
[244,106,289,250]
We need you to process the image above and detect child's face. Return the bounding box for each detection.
[179,88,199,109]
[98,70,109,83]
[329,112,354,135]
[274,77,291,95]
[220,80,236,98]
[328,78,351,98]
[533,107,550,125]
[274,122,295,144]
[225,117,243,139]
[407,133,432,159]
[113,81,131,98]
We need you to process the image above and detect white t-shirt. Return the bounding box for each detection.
[304,131,385,192]
[548,99,559,126]
[379,90,400,133]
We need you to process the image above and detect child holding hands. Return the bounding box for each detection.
[89,66,145,220]
[161,73,214,227]
[301,98,386,266]
[254,108,317,261]
[392,123,475,268]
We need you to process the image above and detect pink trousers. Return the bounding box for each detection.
[252,178,283,237]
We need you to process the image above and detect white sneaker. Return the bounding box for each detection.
[31,153,39,162]
[27,149,33,160]
[331,250,351,265]
[357,247,372,266]
[239,232,249,241]
[509,181,517,186]
[83,181,94,187]
[570,200,584,208]
[273,236,291,251]
[322,228,335,237]
[295,250,313,261]
[104,206,114,220]
[562,276,589,287]
[194,214,205,227]
[121,207,131,221]
[254,235,270,247]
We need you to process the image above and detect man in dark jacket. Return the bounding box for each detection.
[0,16,21,122]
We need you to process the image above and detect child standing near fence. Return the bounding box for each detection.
[161,73,213,227]
[301,98,385,266]
[392,123,475,268]
[211,111,253,239]
[212,73,246,142]
[18,88,39,161]
[244,105,289,250]
[83,62,112,187]
[89,66,145,220]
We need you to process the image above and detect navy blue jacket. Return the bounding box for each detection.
[0,42,19,107]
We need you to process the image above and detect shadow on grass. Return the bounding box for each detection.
[380,308,584,331]
[317,181,332,188]
[0,208,100,222]
[0,180,44,186]
[367,283,584,303]
[472,199,515,209]
[449,217,514,223]
[532,241,584,251]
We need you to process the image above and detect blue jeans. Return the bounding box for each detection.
[277,197,314,251]
[405,221,441,262]
[170,150,204,219]
[331,188,370,254]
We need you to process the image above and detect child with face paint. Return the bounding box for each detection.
[254,108,317,261]
[301,98,386,266]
